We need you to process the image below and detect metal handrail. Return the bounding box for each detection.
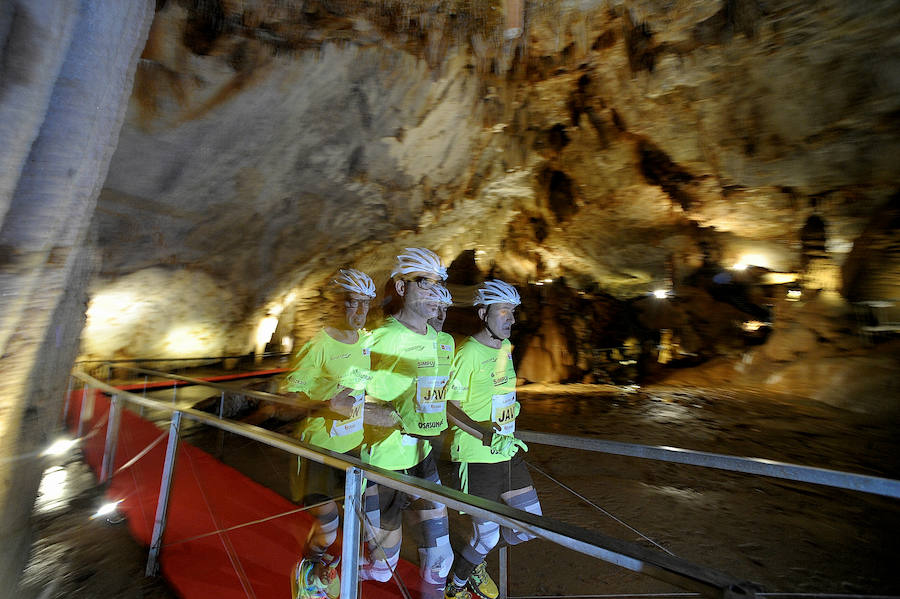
[517,432,900,500]
[110,364,301,408]
[112,365,900,501]
[69,370,759,599]
[75,352,291,364]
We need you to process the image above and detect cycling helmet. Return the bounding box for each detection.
[432,284,453,306]
[473,279,521,306]
[333,268,376,298]
[390,247,448,281]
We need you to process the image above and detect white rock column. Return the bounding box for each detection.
[0,1,154,594]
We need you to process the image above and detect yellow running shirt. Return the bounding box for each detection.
[282,328,370,454]
[363,317,447,470]
[446,337,519,464]
[437,331,455,381]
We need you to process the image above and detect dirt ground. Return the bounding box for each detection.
[18,379,900,598]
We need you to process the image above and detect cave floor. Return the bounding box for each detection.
[18,380,900,598]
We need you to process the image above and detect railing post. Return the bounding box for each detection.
[340,467,364,599]
[499,546,508,599]
[100,394,122,483]
[146,411,183,576]
[77,383,94,438]
[140,374,149,417]
[216,390,226,458]
[62,374,74,425]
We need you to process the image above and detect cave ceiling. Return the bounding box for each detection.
[84,0,900,360]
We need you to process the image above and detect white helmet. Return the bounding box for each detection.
[333,268,376,298]
[474,279,521,306]
[390,247,448,281]
[432,284,453,306]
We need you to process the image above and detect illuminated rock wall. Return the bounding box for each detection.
[84,1,900,378]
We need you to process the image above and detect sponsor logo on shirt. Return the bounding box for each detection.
[440,344,452,351]
[418,420,445,429]
[493,375,508,386]
[362,348,371,356]
[330,353,351,360]
[417,360,435,368]
[420,386,447,402]
[404,345,425,352]
[495,404,516,423]
[480,357,496,365]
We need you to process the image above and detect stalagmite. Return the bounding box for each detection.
[0,2,154,594]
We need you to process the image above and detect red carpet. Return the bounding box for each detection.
[66,385,421,599]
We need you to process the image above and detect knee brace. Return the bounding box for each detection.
[457,517,500,578]
[409,501,453,586]
[308,507,339,554]
[359,531,401,583]
[418,535,453,586]
[501,487,542,545]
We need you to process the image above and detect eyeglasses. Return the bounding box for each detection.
[408,277,442,291]
[345,299,371,310]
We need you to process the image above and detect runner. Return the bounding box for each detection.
[282,268,376,599]
[359,248,456,599]
[427,284,456,458]
[444,280,540,599]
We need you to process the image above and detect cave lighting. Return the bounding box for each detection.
[42,436,78,456]
[85,290,138,319]
[91,499,123,520]
[787,288,802,301]
[741,320,769,332]
[256,315,279,347]
[36,466,68,512]
[163,325,213,356]
[281,335,294,354]
[284,291,297,305]
[653,289,669,299]
[761,272,799,285]
[731,253,769,270]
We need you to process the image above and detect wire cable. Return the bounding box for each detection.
[525,460,675,556]
[354,493,413,599]
[163,497,342,547]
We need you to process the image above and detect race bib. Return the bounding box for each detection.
[329,392,364,437]
[415,375,448,414]
[491,391,517,435]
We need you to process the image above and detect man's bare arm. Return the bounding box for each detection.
[364,397,401,428]
[446,401,495,447]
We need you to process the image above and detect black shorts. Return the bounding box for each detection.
[450,452,534,501]
[367,451,442,529]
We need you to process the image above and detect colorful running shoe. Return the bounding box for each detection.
[444,581,474,599]
[291,558,327,599]
[468,561,498,599]
[317,554,341,599]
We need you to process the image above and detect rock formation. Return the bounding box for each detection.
[76,1,900,392]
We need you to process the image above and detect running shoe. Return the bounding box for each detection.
[291,558,328,599]
[467,561,498,599]
[444,581,474,599]
[316,554,341,599]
